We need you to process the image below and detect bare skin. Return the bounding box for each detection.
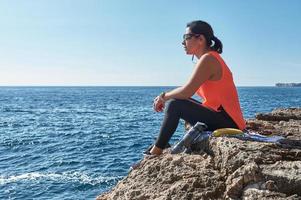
[150,27,223,155]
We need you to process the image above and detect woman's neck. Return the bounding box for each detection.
[195,47,211,59]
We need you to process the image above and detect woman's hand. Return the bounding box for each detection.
[153,94,165,112]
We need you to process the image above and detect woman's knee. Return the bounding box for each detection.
[165,98,185,114]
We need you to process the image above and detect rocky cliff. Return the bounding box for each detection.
[275,83,301,87]
[97,108,301,200]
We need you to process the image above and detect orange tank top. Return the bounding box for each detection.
[196,51,246,130]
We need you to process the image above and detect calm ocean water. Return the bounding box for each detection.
[0,86,300,199]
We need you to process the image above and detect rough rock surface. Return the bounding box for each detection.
[97,108,301,200]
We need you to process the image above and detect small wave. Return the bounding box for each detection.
[0,171,122,186]
[0,137,44,147]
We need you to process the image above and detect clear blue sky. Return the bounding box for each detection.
[0,0,300,86]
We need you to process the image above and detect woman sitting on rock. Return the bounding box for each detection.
[150,20,246,155]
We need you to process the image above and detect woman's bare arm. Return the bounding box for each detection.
[163,54,221,101]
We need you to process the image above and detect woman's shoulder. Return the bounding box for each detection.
[198,51,223,81]
[199,52,221,68]
[204,51,220,59]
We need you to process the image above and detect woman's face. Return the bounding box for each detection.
[182,27,204,55]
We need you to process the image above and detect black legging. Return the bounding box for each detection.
[155,98,238,149]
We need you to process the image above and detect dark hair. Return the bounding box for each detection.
[186,20,223,54]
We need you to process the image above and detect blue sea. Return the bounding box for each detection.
[0,86,300,200]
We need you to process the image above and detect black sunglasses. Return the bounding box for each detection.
[183,33,201,41]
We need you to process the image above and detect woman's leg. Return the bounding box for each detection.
[151,98,237,155]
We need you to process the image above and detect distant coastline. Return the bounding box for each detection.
[275,83,301,87]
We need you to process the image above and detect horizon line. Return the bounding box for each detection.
[0,85,277,87]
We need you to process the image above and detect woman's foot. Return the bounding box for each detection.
[150,145,163,155]
[143,143,170,155]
